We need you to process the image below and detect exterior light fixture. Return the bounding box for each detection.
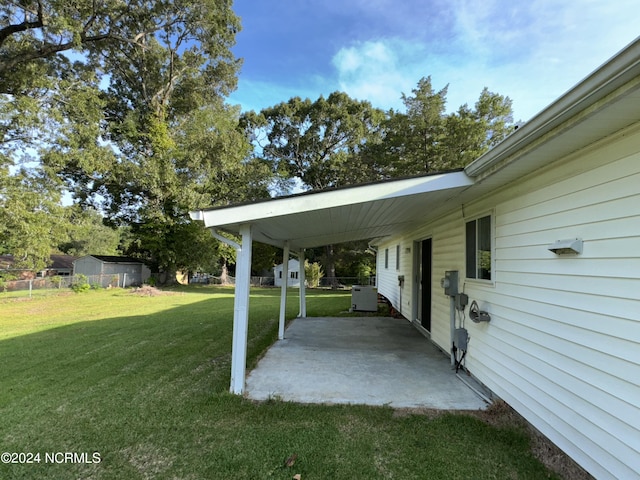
[548,238,583,255]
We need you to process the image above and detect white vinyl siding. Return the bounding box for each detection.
[377,241,408,310]
[377,212,464,351]
[465,128,640,480]
[377,125,640,479]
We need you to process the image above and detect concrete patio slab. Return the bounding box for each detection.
[246,316,489,409]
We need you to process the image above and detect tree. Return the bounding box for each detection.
[58,205,122,257]
[400,77,449,173]
[1,0,240,162]
[250,92,386,191]
[304,260,324,288]
[441,87,513,167]
[366,77,514,176]
[0,167,65,271]
[1,0,270,283]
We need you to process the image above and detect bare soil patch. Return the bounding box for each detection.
[129,285,177,297]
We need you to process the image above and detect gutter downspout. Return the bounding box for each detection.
[450,296,456,367]
[209,228,241,251]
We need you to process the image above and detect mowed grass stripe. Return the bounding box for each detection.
[0,286,558,479]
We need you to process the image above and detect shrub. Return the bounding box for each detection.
[304,260,324,288]
[0,273,16,293]
[71,274,90,293]
[50,275,63,289]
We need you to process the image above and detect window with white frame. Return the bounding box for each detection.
[290,271,298,279]
[465,214,492,280]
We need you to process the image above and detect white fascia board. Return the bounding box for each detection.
[190,171,473,229]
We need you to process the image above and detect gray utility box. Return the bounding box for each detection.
[351,285,378,312]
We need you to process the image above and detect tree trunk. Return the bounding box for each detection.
[158,266,178,286]
[220,259,230,285]
[325,244,338,289]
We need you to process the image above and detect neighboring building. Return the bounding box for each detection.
[73,255,151,287]
[190,38,640,479]
[38,254,76,277]
[0,254,76,279]
[273,259,300,287]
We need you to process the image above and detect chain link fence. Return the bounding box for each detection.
[190,275,375,289]
[2,274,377,298]
[0,273,135,298]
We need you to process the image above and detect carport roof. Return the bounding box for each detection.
[190,170,474,250]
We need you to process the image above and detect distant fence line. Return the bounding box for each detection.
[2,274,377,297]
[1,273,137,297]
[191,275,376,288]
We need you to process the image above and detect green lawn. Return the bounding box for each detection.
[0,286,559,479]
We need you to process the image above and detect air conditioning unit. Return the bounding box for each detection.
[351,285,378,312]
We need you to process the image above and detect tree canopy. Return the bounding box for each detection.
[1,2,516,281]
[1,0,271,279]
[244,77,514,194]
[364,77,514,177]
[245,92,386,191]
[242,80,514,282]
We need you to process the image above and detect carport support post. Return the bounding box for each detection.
[278,242,290,340]
[298,249,306,317]
[230,224,253,395]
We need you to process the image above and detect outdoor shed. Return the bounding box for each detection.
[190,37,640,480]
[73,255,151,287]
[273,258,300,287]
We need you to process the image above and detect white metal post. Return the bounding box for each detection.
[230,224,253,395]
[278,242,290,340]
[298,249,306,318]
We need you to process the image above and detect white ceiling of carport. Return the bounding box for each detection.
[190,171,474,250]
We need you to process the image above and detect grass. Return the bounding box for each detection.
[0,285,560,479]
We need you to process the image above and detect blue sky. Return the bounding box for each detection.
[228,0,638,122]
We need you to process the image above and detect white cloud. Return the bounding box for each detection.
[329,1,639,120]
[231,0,638,123]
[332,39,425,110]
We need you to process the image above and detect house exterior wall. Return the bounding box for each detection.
[274,259,300,287]
[376,124,640,479]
